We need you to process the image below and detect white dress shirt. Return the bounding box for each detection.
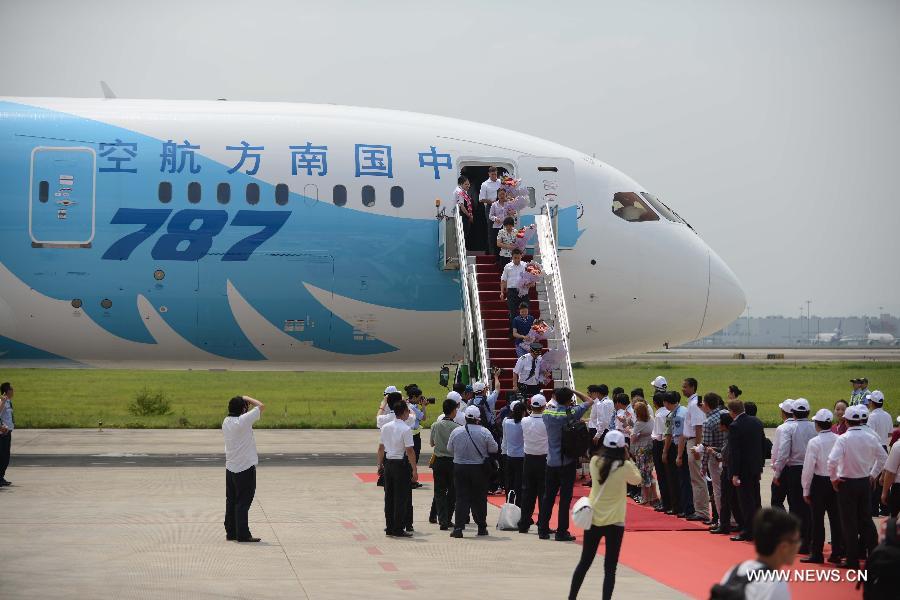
[380,417,414,460]
[479,177,501,203]
[801,430,838,496]
[884,442,900,477]
[377,411,416,429]
[683,395,705,439]
[770,419,793,472]
[453,401,469,426]
[222,407,261,473]
[522,413,549,455]
[501,260,527,290]
[867,407,892,447]
[827,426,888,480]
[589,396,614,432]
[773,419,817,478]
[652,406,670,441]
[513,353,543,387]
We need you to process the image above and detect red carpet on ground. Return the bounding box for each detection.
[356,472,859,599]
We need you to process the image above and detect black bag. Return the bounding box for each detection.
[709,564,767,600]
[762,436,773,460]
[466,424,499,479]
[863,517,900,599]
[561,406,592,461]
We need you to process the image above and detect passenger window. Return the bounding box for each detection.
[362,185,375,207]
[611,192,659,222]
[333,185,347,206]
[188,182,201,204]
[390,186,404,208]
[246,183,260,205]
[158,181,172,203]
[275,184,289,206]
[217,183,230,204]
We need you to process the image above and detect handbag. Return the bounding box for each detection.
[496,491,522,531]
[465,424,499,479]
[571,463,619,529]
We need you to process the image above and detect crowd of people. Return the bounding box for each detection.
[371,374,899,599]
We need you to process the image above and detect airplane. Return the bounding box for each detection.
[858,319,896,346]
[0,97,746,369]
[811,320,842,345]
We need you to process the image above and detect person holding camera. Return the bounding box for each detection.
[222,395,265,542]
[404,384,432,490]
[447,405,499,538]
[430,398,461,529]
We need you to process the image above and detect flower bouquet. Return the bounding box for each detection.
[539,347,564,386]
[501,176,530,212]
[513,224,536,251]
[516,261,543,295]
[517,319,554,355]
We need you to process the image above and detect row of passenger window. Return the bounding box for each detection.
[157,182,405,208]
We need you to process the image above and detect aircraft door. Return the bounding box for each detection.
[29,147,96,248]
[516,156,578,249]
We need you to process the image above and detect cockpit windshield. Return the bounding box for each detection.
[611,192,659,222]
[640,192,694,230]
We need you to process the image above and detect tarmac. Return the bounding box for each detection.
[2,429,695,600]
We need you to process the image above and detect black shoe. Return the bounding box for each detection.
[237,537,261,543]
[440,524,452,531]
[405,525,414,532]
[707,521,719,530]
[798,546,810,556]
[838,560,860,570]
[517,528,530,534]
[800,556,824,564]
[450,529,463,538]
[538,532,550,540]
[226,535,236,541]
[654,506,668,512]
[665,510,677,515]
[411,482,424,489]
[555,532,576,542]
[686,514,707,522]
[392,531,413,538]
[477,527,489,536]
[709,527,731,535]
[730,534,752,542]
[429,516,438,524]
[827,554,844,565]
[0,479,10,487]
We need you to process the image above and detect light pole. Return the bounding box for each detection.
[746,305,751,347]
[806,300,811,342]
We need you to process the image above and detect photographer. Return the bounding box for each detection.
[377,388,415,429]
[405,384,434,489]
[222,395,265,543]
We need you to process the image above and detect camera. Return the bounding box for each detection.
[425,397,436,405]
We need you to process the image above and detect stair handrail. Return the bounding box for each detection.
[467,258,490,383]
[534,213,575,388]
[452,208,476,365]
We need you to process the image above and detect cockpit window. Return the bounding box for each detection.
[612,192,659,222]
[640,192,694,230]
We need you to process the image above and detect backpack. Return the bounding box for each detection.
[472,395,491,429]
[709,564,767,600]
[561,406,592,460]
[863,517,900,599]
[762,436,773,460]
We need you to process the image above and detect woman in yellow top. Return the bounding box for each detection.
[568,429,642,600]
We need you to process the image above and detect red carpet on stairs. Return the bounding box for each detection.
[356,471,860,599]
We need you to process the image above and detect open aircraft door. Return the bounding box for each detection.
[28,147,96,248]
[516,156,578,249]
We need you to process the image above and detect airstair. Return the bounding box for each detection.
[446,207,574,403]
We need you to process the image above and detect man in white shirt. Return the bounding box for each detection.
[773,398,816,554]
[222,394,265,542]
[518,394,549,533]
[500,248,530,324]
[770,399,795,511]
[650,385,671,512]
[586,384,611,440]
[716,508,800,600]
[447,391,468,426]
[479,166,502,252]
[682,377,709,521]
[880,433,900,518]
[827,404,888,569]
[800,409,844,564]
[377,401,418,538]
[512,343,544,397]
[866,391,892,448]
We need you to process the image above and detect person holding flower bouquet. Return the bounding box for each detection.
[512,302,536,357]
[500,249,530,327]
[489,189,513,255]
[496,217,518,269]
[453,175,473,245]
[517,261,543,298]
[513,224,537,253]
[517,319,553,357]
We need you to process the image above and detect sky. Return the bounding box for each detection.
[1,0,898,318]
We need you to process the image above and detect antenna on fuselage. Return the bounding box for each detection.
[100,81,116,99]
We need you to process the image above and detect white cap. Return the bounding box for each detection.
[510,400,522,411]
[446,391,462,403]
[868,390,885,405]
[847,405,868,421]
[779,399,795,413]
[464,405,481,420]
[603,430,627,448]
[651,376,668,390]
[813,408,833,422]
[384,385,399,395]
[530,394,547,408]
[792,398,810,413]
[472,381,487,393]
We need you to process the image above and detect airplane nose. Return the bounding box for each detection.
[698,249,746,338]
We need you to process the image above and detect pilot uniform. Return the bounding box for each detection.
[827,405,888,569]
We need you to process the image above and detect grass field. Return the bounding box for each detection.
[4,362,898,429]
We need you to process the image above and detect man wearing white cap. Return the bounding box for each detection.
[446,405,498,538]
[445,391,468,426]
[517,394,549,533]
[866,391,892,449]
[827,404,888,569]
[376,387,416,429]
[772,398,816,554]
[800,408,844,564]
[650,377,670,513]
[769,399,795,511]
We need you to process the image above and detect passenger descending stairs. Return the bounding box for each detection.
[452,209,575,407]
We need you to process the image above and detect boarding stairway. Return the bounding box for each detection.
[446,207,574,405]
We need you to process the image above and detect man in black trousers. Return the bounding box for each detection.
[377,401,419,538]
[222,394,265,542]
[726,398,765,542]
